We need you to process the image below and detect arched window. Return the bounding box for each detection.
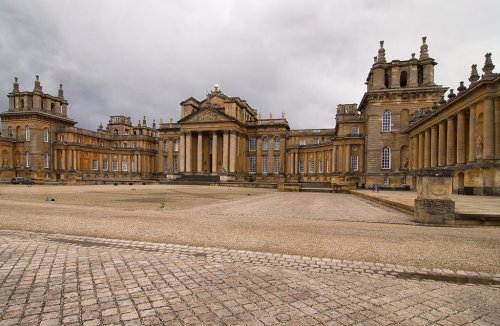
[25,126,30,141]
[44,152,49,168]
[262,137,269,151]
[43,128,49,143]
[25,151,31,168]
[382,110,391,132]
[273,137,280,151]
[381,147,391,170]
[8,126,13,138]
[400,71,408,88]
[164,140,169,151]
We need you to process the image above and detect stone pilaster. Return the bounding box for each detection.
[456,111,466,164]
[179,133,185,173]
[424,129,431,168]
[483,97,494,159]
[185,132,192,173]
[197,132,203,173]
[438,121,446,167]
[418,132,424,169]
[211,132,218,174]
[495,98,500,159]
[229,131,237,173]
[446,118,456,166]
[430,126,438,167]
[222,131,229,174]
[468,106,476,163]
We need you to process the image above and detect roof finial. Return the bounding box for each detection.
[58,83,64,99]
[34,75,42,92]
[377,40,386,63]
[143,116,147,126]
[214,83,220,92]
[469,64,480,84]
[419,36,429,60]
[457,81,467,95]
[482,52,495,77]
[13,77,19,93]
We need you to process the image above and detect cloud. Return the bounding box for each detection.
[1,0,499,130]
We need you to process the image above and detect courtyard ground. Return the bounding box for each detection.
[0,184,499,325]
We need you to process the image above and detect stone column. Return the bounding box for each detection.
[222,131,229,173]
[456,111,466,164]
[495,98,500,159]
[294,152,299,174]
[179,133,185,173]
[229,131,236,173]
[446,117,456,166]
[61,149,66,170]
[211,132,218,174]
[197,132,203,173]
[483,97,495,159]
[411,136,418,170]
[438,121,447,167]
[430,126,438,167]
[418,132,424,169]
[332,147,336,172]
[424,129,431,168]
[68,149,73,170]
[468,106,476,163]
[185,132,192,173]
[344,145,350,172]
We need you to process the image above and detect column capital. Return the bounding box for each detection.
[185,131,192,135]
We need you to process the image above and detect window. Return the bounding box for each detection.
[401,175,407,185]
[400,71,408,88]
[173,156,178,173]
[382,110,391,132]
[60,135,64,142]
[351,127,359,135]
[102,160,108,172]
[248,155,256,173]
[298,161,304,174]
[92,160,98,171]
[101,142,105,147]
[351,156,358,171]
[273,156,280,174]
[163,157,169,172]
[381,147,391,169]
[77,137,81,144]
[326,160,330,173]
[249,137,256,151]
[112,160,118,172]
[25,151,31,168]
[313,138,319,145]
[273,137,280,150]
[164,140,169,151]
[299,139,306,146]
[262,156,268,174]
[122,160,128,172]
[113,143,118,148]
[318,160,323,173]
[8,126,13,138]
[25,126,30,141]
[174,140,179,152]
[309,160,315,174]
[43,128,49,142]
[262,137,269,151]
[384,176,390,185]
[44,153,49,168]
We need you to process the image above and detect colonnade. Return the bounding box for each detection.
[288,144,360,175]
[411,97,500,169]
[178,130,240,174]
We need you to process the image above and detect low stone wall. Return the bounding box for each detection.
[211,182,277,189]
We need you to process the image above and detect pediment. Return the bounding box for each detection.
[180,108,232,123]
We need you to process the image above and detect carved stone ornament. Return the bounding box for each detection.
[189,109,228,122]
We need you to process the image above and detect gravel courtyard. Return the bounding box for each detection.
[0,184,498,274]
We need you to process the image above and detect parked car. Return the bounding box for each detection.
[10,177,34,185]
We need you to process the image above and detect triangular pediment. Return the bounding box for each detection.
[179,108,233,123]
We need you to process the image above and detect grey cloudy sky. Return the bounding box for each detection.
[1,0,499,130]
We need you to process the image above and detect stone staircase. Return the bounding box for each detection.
[299,183,333,193]
[169,174,221,185]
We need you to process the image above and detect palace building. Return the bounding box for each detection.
[1,38,499,195]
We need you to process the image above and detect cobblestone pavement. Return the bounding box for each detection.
[1,231,499,326]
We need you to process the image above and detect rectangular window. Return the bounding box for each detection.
[262,138,269,151]
[77,137,81,144]
[351,127,359,135]
[163,156,168,172]
[122,143,127,148]
[299,161,305,174]
[261,156,268,174]
[273,138,280,150]
[249,137,256,151]
[299,139,306,146]
[326,160,330,173]
[102,160,108,172]
[173,156,178,173]
[60,135,64,142]
[351,156,359,171]
[25,152,31,168]
[44,153,49,169]
[43,128,49,143]
[313,138,319,145]
[273,156,279,174]
[318,160,323,173]
[122,160,128,172]
[112,160,118,172]
[92,159,98,171]
[384,176,390,185]
[174,140,179,152]
[309,160,315,174]
[248,155,256,173]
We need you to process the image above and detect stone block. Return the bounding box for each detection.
[414,199,455,224]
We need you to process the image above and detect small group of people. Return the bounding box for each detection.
[372,184,380,192]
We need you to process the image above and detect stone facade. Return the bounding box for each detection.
[0,38,498,194]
